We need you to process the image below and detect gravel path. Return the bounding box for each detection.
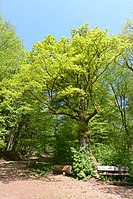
[0,160,133,199]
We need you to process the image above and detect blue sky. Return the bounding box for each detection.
[1,0,133,50]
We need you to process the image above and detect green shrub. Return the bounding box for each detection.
[92,144,115,165]
[71,147,95,180]
[29,162,52,177]
[93,143,132,166]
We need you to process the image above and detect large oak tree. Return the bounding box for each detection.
[10,25,126,151]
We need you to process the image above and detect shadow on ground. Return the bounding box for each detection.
[99,182,133,199]
[0,161,32,183]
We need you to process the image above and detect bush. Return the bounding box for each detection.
[71,147,95,180]
[93,143,132,166]
[92,144,115,165]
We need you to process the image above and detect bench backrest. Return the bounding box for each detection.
[97,166,128,172]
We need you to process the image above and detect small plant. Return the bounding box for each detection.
[71,147,95,180]
[97,175,106,183]
[29,162,52,177]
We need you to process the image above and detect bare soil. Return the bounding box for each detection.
[0,159,133,199]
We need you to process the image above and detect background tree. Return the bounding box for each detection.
[0,16,24,81]
[0,16,24,152]
[91,64,133,170]
[121,19,133,72]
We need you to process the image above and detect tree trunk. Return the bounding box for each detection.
[78,120,99,168]
[78,121,91,151]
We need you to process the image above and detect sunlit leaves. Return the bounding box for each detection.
[0,17,24,82]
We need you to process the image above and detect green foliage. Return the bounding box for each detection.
[93,142,132,168]
[0,16,25,152]
[0,138,5,149]
[90,60,133,174]
[121,19,133,72]
[19,105,56,156]
[89,115,109,145]
[8,24,127,151]
[0,16,24,82]
[93,144,116,165]
[71,147,95,180]
[29,162,52,177]
[53,116,78,164]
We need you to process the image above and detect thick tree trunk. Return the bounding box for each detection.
[78,121,91,151]
[78,120,99,169]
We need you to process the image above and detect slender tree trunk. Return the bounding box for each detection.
[6,133,14,151]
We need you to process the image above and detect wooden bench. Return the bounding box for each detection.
[97,166,130,178]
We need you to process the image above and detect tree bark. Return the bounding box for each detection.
[78,121,90,151]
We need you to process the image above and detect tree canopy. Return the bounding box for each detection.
[10,25,129,150]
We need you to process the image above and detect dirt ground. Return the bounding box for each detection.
[0,160,133,199]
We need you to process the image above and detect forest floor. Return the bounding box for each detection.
[0,158,133,199]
